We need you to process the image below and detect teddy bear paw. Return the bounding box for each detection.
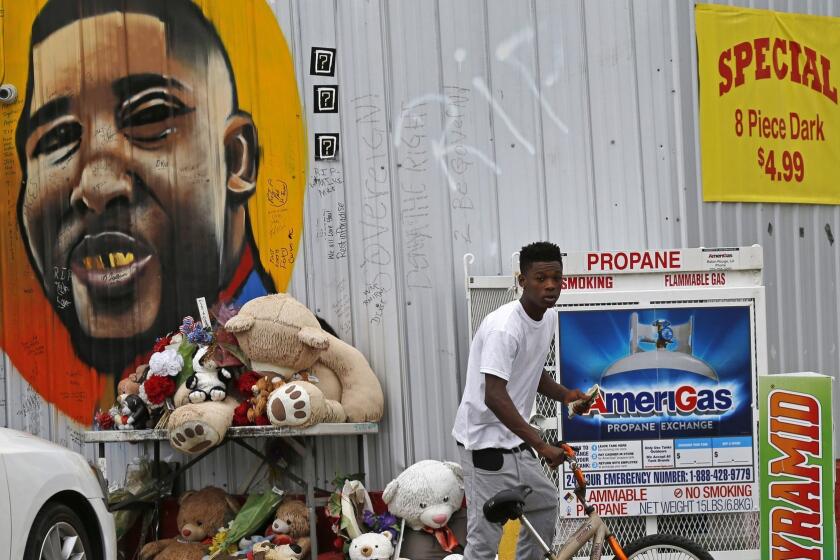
[188,390,208,404]
[268,383,311,427]
[209,388,227,402]
[170,420,221,454]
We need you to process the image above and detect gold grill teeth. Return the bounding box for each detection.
[83,252,136,269]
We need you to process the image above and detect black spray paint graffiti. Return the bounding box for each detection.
[315,133,340,160]
[310,47,336,76]
[314,85,339,113]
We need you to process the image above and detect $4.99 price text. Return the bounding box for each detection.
[757,147,804,182]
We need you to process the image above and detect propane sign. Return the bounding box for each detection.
[554,247,764,519]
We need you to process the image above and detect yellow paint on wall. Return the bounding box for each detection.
[195,0,307,291]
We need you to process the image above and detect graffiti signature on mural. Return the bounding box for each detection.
[317,204,348,261]
[331,277,352,338]
[362,281,387,325]
[310,165,344,198]
[267,178,289,207]
[354,93,395,323]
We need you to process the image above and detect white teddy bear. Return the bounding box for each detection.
[185,345,233,403]
[383,460,464,531]
[348,531,395,560]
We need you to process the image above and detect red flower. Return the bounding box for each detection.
[152,334,173,352]
[96,411,114,430]
[232,401,252,426]
[143,376,176,405]
[237,371,261,395]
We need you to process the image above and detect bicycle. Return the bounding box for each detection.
[483,441,714,560]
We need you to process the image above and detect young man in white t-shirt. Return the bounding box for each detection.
[452,241,588,559]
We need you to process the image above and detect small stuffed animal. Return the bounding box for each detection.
[348,532,395,560]
[237,373,285,425]
[252,541,304,560]
[116,394,150,430]
[116,366,145,404]
[139,486,240,560]
[186,344,233,403]
[252,375,285,421]
[383,461,466,559]
[265,499,311,557]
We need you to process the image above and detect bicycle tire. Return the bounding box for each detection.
[621,533,714,560]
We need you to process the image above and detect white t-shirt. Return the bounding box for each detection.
[452,300,557,450]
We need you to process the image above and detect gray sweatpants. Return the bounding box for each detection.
[458,445,558,560]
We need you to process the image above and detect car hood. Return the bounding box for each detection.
[0,427,72,454]
[0,428,103,500]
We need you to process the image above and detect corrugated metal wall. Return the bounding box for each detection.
[3,0,840,492]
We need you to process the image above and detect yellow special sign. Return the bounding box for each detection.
[697,4,840,204]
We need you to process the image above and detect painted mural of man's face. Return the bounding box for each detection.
[17,5,258,372]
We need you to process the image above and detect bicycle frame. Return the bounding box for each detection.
[518,443,628,560]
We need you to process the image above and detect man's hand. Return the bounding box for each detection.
[562,389,588,405]
[535,442,567,469]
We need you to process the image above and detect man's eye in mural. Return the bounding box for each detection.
[30,117,82,164]
[117,89,194,144]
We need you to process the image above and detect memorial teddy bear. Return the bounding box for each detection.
[264,498,311,557]
[111,367,150,430]
[139,486,240,560]
[348,532,396,560]
[186,344,234,403]
[224,293,384,429]
[383,461,467,559]
[234,372,286,426]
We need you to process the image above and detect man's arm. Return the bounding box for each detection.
[537,371,587,404]
[484,374,565,467]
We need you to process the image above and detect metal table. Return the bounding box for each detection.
[84,423,379,556]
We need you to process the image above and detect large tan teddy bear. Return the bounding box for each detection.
[224,294,384,428]
[140,486,240,560]
[168,383,239,454]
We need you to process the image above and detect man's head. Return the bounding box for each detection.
[16,0,259,372]
[518,241,563,311]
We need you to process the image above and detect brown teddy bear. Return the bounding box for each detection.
[140,486,240,560]
[264,498,312,557]
[225,294,384,429]
[232,372,287,426]
[251,374,286,423]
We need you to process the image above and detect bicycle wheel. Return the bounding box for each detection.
[621,533,714,560]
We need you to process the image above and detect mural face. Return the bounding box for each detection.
[2,0,306,423]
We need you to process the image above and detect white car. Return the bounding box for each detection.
[0,428,117,560]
